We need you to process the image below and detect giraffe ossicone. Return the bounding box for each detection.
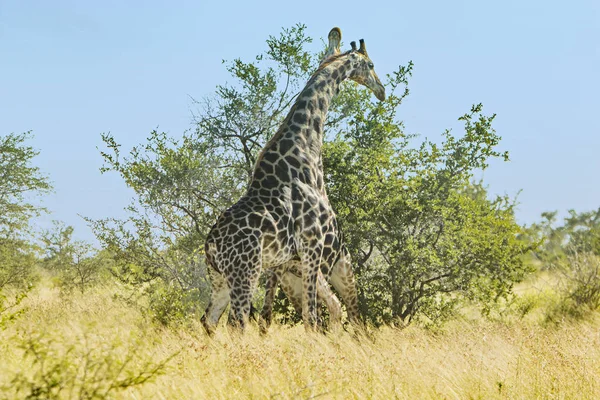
[320,26,341,62]
[201,27,385,335]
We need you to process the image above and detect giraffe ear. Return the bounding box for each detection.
[319,27,342,65]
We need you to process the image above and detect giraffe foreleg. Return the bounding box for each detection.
[300,244,322,331]
[201,267,230,337]
[316,270,342,329]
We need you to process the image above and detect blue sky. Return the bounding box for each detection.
[1,0,599,243]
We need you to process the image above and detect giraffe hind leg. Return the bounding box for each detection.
[330,254,362,326]
[316,270,342,329]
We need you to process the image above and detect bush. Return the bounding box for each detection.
[146,281,204,327]
[2,331,173,400]
[0,239,37,330]
[561,253,600,309]
[545,253,600,321]
[41,222,113,294]
[0,288,29,330]
[326,104,532,326]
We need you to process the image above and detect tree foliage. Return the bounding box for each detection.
[525,208,600,267]
[0,132,51,325]
[41,221,109,294]
[324,77,530,324]
[524,208,600,318]
[0,131,52,236]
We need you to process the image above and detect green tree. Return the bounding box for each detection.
[0,131,51,236]
[89,132,235,323]
[562,208,600,256]
[524,208,600,269]
[324,91,531,325]
[193,23,315,181]
[525,208,600,317]
[41,221,109,293]
[522,211,565,269]
[0,131,51,326]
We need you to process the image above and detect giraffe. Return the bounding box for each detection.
[258,28,351,332]
[201,27,385,335]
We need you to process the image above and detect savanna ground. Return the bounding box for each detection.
[2,270,598,400]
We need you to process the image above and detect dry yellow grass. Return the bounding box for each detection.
[1,279,599,399]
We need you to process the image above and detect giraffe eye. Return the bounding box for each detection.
[368,62,374,69]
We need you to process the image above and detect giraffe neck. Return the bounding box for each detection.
[251,55,352,192]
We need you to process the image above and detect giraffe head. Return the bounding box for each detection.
[346,38,386,101]
[319,27,385,101]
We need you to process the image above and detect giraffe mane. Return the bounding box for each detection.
[315,50,352,72]
[252,51,353,174]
